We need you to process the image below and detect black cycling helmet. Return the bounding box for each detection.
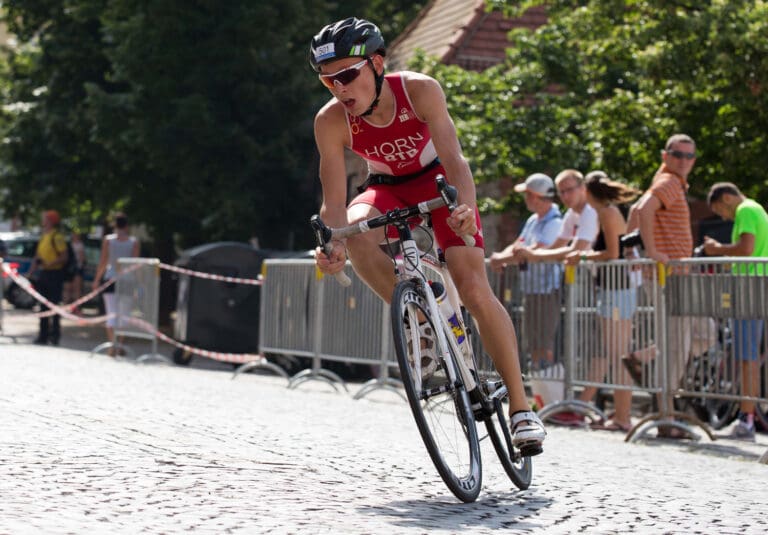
[309,17,386,72]
[310,17,386,117]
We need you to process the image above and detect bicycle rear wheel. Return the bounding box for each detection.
[482,381,533,490]
[392,280,482,503]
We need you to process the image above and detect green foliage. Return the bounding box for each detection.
[421,0,768,211]
[0,0,426,252]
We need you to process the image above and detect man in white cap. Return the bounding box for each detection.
[514,169,598,263]
[490,173,563,373]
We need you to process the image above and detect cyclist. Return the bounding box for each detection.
[310,17,545,452]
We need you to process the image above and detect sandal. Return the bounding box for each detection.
[590,419,631,432]
[657,424,694,440]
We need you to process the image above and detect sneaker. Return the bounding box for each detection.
[728,420,756,442]
[405,322,439,380]
[510,410,546,456]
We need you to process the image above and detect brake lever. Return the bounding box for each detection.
[310,215,352,286]
[435,175,476,247]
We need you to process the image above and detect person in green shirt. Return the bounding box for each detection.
[704,182,768,441]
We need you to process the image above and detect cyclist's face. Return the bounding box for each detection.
[319,56,381,115]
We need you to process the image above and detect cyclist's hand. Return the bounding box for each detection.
[447,203,477,238]
[315,240,347,274]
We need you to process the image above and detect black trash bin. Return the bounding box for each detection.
[173,242,271,365]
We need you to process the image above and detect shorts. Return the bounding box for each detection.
[523,292,561,353]
[103,293,132,329]
[732,319,764,361]
[595,287,637,320]
[349,165,484,251]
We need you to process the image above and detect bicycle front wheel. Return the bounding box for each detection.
[392,280,482,503]
[482,381,533,490]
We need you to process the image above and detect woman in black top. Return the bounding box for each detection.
[565,171,641,432]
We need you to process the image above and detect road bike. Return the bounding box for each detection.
[311,176,534,503]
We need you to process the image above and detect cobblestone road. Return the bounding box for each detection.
[1,310,767,534]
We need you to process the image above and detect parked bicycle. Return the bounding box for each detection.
[311,176,533,503]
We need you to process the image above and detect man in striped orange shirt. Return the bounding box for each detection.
[633,134,696,436]
[637,134,695,263]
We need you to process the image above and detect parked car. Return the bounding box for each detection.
[1,231,102,309]
[1,231,39,309]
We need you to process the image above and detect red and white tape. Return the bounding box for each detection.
[3,262,265,364]
[1,263,113,325]
[124,316,263,364]
[159,263,262,285]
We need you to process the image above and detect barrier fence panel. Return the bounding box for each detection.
[260,259,396,398]
[666,258,768,436]
[259,260,315,358]
[538,259,661,427]
[117,257,167,363]
[481,262,566,409]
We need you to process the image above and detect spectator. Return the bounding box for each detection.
[93,213,139,357]
[490,173,562,372]
[625,133,696,438]
[516,169,599,264]
[63,231,86,311]
[28,210,68,345]
[565,171,643,431]
[703,182,768,441]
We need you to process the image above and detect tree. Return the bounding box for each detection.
[0,0,121,229]
[414,0,768,212]
[0,0,425,247]
[85,0,330,252]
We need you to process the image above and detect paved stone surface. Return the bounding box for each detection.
[1,306,767,533]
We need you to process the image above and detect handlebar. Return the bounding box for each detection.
[311,175,472,285]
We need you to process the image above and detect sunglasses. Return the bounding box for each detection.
[666,149,696,160]
[318,59,368,90]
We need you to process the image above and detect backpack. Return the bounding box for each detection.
[45,232,78,281]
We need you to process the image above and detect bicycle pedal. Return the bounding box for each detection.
[519,443,543,457]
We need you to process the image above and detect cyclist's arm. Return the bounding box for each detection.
[313,101,351,271]
[407,73,477,236]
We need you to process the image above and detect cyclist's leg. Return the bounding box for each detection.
[345,195,399,302]
[444,245,546,448]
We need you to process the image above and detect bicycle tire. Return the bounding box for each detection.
[483,383,533,490]
[392,280,482,503]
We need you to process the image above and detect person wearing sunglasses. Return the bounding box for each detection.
[625,134,696,437]
[310,17,546,452]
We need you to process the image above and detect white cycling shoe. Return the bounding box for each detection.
[405,322,439,380]
[510,410,546,456]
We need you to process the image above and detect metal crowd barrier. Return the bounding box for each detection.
[259,256,767,456]
[661,258,768,439]
[91,258,168,363]
[259,259,556,399]
[260,259,399,398]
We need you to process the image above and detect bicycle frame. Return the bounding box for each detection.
[311,176,476,392]
[394,223,478,393]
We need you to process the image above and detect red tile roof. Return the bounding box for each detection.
[387,0,546,72]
